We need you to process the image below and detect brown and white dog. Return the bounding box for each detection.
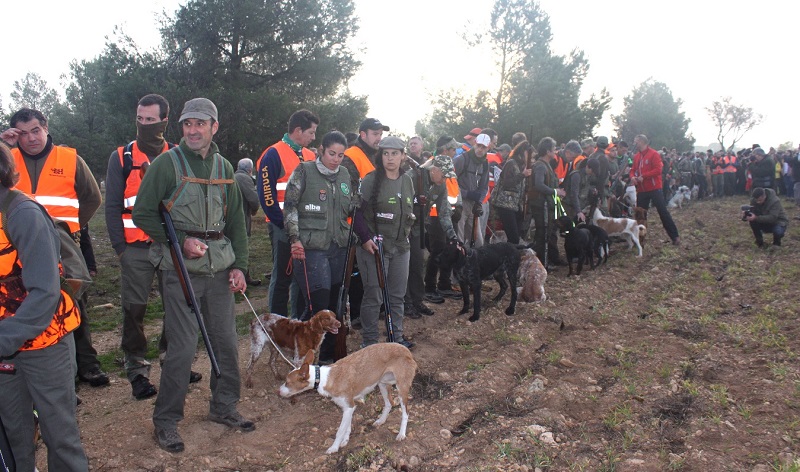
[279,343,417,454]
[244,309,340,387]
[516,248,547,302]
[633,206,648,246]
[592,207,645,257]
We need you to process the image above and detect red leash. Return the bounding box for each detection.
[288,246,313,313]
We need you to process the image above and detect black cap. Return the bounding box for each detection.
[359,118,389,132]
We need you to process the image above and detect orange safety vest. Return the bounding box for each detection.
[345,145,375,178]
[118,142,171,243]
[569,155,587,174]
[712,156,725,174]
[429,178,460,217]
[485,152,503,203]
[12,146,81,233]
[553,154,568,183]
[724,155,737,173]
[262,141,315,222]
[0,199,80,351]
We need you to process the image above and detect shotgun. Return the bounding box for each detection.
[334,219,356,361]
[159,203,221,378]
[373,236,395,343]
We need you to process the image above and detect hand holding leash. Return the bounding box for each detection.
[228,268,246,293]
[362,237,378,254]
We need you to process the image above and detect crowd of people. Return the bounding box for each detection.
[0,93,794,467]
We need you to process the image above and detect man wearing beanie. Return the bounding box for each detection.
[133,97,254,453]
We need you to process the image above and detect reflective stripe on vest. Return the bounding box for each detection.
[118,141,170,243]
[0,198,80,351]
[262,141,315,222]
[345,145,375,178]
[430,177,460,217]
[12,146,81,232]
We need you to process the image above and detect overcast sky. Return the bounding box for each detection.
[3,0,797,149]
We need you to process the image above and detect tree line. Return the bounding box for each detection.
[2,0,759,179]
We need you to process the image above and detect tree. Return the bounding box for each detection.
[159,0,364,161]
[9,72,61,117]
[706,97,763,152]
[777,141,794,152]
[421,0,609,145]
[613,79,695,152]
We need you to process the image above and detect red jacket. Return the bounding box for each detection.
[630,146,663,193]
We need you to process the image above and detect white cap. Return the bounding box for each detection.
[475,134,491,147]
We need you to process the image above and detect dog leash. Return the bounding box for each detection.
[288,245,314,314]
[239,289,297,369]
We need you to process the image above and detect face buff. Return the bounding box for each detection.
[136,120,169,157]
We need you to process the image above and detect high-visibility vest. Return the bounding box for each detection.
[724,155,737,173]
[553,154,567,183]
[345,145,375,178]
[0,198,80,351]
[12,146,81,233]
[118,141,171,243]
[712,156,725,174]
[261,141,315,222]
[429,178,460,217]
[485,152,503,203]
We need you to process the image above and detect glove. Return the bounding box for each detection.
[472,204,483,217]
[451,206,462,223]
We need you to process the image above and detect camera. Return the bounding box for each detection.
[741,205,753,221]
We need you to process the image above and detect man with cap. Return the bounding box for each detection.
[235,157,262,286]
[456,127,482,156]
[587,136,610,208]
[744,187,788,247]
[133,97,254,453]
[453,133,491,247]
[340,118,389,329]
[424,136,463,302]
[257,109,319,318]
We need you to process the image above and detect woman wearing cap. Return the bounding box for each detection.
[491,140,533,244]
[353,136,416,349]
[284,131,352,362]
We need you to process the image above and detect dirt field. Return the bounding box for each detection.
[38,195,800,471]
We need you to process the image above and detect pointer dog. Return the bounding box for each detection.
[279,343,417,454]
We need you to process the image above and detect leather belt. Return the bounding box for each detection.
[185,230,225,240]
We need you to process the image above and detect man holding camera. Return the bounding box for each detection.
[743,187,788,248]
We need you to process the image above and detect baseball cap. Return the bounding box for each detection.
[753,147,766,157]
[359,118,390,132]
[475,134,491,147]
[179,98,218,122]
[435,136,458,150]
[596,136,609,149]
[378,136,405,150]
[497,143,512,153]
[464,127,482,140]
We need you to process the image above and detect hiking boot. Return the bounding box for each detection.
[208,411,255,432]
[189,371,202,384]
[414,303,435,316]
[155,427,184,453]
[131,374,157,400]
[78,367,110,387]
[397,339,416,350]
[404,305,422,319]
[423,291,445,304]
[437,288,462,300]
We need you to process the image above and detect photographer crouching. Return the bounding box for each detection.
[742,187,788,248]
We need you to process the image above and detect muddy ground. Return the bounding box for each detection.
[37,196,800,471]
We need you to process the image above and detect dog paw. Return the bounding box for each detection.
[373,419,386,427]
[459,308,469,315]
[244,378,253,389]
[396,433,406,441]
[468,314,480,322]
[326,445,340,454]
[505,307,515,316]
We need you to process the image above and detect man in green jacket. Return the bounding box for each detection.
[132,98,253,453]
[744,187,788,247]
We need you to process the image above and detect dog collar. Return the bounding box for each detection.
[313,365,320,390]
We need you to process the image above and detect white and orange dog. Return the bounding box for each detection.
[592,207,646,257]
[245,309,340,387]
[279,343,418,454]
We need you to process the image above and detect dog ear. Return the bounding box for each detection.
[303,350,315,365]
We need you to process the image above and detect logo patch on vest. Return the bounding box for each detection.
[340,183,349,195]
[319,189,327,201]
[377,212,394,220]
[304,203,322,212]
[50,167,65,176]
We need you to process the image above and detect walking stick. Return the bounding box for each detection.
[159,203,221,378]
[543,197,549,269]
[373,236,395,343]
[334,215,357,361]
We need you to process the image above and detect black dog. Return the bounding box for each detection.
[555,216,595,276]
[578,222,609,266]
[438,241,520,322]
